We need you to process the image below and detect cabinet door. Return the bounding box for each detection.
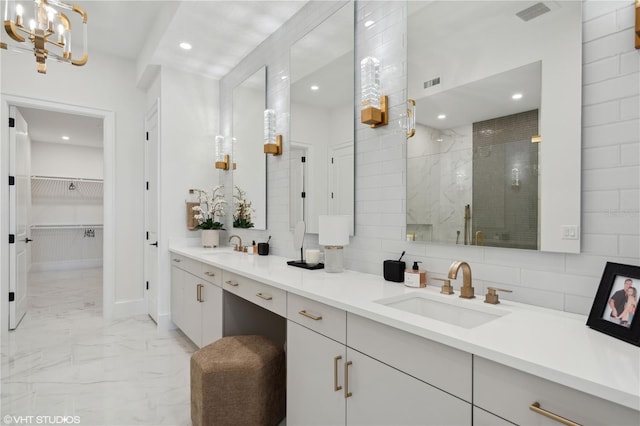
[473,407,514,425]
[287,321,346,426]
[170,266,184,329]
[201,282,223,347]
[345,348,471,426]
[181,272,204,347]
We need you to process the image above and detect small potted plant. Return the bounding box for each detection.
[192,186,226,247]
[233,185,254,229]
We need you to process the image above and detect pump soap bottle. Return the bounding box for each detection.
[404,261,427,288]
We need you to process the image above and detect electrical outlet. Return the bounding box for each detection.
[561,225,579,240]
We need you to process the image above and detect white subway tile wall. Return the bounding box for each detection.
[219,0,640,315]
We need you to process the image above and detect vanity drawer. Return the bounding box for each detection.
[473,356,640,426]
[222,271,286,317]
[287,293,346,344]
[200,263,222,286]
[347,313,472,402]
[171,254,200,276]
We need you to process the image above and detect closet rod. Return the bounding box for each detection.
[31,224,104,230]
[31,175,103,183]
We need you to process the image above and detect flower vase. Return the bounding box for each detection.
[201,230,220,248]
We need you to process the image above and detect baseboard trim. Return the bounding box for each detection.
[112,298,147,319]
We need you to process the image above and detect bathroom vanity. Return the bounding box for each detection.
[169,242,640,425]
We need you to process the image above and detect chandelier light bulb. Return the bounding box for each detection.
[29,19,35,31]
[16,4,23,17]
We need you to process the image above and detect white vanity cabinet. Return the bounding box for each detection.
[170,254,223,348]
[287,293,471,425]
[473,357,640,426]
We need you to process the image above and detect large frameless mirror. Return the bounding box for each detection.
[289,2,355,235]
[406,1,582,253]
[232,66,267,230]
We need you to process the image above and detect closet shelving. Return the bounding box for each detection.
[31,175,103,199]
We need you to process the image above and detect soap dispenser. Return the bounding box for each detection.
[405,261,427,288]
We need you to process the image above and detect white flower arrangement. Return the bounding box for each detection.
[192,185,227,230]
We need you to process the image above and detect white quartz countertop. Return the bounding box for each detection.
[169,242,640,411]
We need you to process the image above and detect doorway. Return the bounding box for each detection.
[2,95,115,332]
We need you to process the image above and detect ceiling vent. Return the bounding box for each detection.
[516,2,551,22]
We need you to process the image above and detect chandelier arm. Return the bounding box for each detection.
[4,20,27,43]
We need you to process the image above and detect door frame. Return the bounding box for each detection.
[1,95,116,331]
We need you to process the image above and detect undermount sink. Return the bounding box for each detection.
[375,292,508,329]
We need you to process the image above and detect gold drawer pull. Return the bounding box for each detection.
[333,355,342,391]
[225,280,239,287]
[256,292,272,301]
[529,402,581,426]
[204,271,216,277]
[344,360,353,398]
[299,310,323,321]
[196,284,204,302]
[172,258,181,263]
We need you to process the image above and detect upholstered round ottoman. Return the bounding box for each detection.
[190,335,286,426]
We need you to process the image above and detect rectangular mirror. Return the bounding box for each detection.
[289,2,355,235]
[233,66,267,230]
[407,1,582,253]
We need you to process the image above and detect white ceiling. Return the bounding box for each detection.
[15,0,308,147]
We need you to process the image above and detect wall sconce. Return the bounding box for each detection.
[263,109,282,155]
[406,99,416,138]
[214,135,231,170]
[360,57,388,128]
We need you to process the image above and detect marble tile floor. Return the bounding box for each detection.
[1,268,197,426]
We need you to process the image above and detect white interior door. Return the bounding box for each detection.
[144,101,159,323]
[329,141,354,234]
[9,107,30,329]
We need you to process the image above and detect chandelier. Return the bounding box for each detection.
[1,0,88,74]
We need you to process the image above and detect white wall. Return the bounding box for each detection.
[1,49,145,321]
[219,0,639,316]
[151,65,220,327]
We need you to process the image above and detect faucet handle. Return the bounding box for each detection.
[431,277,454,295]
[484,287,512,304]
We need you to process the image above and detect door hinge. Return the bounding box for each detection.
[9,234,15,244]
[301,192,306,198]
[9,292,15,302]
[146,132,149,141]
[301,156,306,163]
[331,157,334,164]
[8,117,15,128]
[146,231,149,240]
[146,181,149,190]
[331,192,334,199]
[9,176,15,186]
[146,281,149,290]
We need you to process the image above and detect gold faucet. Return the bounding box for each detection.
[228,235,243,252]
[448,261,475,299]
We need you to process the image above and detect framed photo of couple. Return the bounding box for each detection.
[587,262,640,346]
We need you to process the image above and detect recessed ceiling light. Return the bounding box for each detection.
[364,20,375,28]
[61,135,70,140]
[310,85,319,91]
[512,93,523,100]
[281,75,288,80]
[179,42,192,50]
[437,114,446,120]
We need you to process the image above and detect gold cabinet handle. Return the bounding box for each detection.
[204,271,215,277]
[298,310,323,321]
[256,292,272,301]
[196,284,204,302]
[172,258,181,263]
[529,402,581,426]
[224,280,239,287]
[344,360,353,398]
[333,355,342,391]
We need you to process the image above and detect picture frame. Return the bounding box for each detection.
[586,262,640,347]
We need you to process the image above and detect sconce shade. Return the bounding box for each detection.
[319,215,350,246]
